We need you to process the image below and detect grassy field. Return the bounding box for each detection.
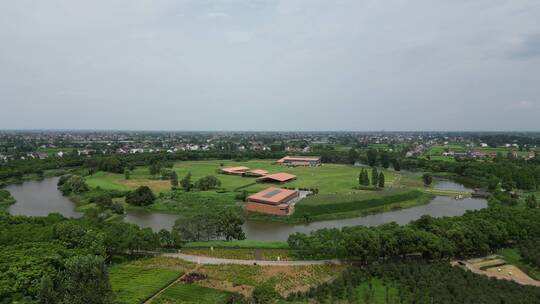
[108,264,183,304]
[356,279,400,304]
[85,160,410,194]
[496,248,540,280]
[153,283,237,304]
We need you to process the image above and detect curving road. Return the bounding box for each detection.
[161,252,342,266]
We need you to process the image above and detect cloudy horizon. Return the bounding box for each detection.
[1,0,539,131]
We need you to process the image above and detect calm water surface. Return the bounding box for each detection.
[6,177,487,241]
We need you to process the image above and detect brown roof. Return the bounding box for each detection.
[247,169,269,176]
[256,172,296,183]
[221,166,249,174]
[277,156,321,163]
[247,187,298,205]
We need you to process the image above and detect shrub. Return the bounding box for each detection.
[126,186,155,206]
[60,175,89,195]
[252,283,281,303]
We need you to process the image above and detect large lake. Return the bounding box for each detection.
[5,177,487,241]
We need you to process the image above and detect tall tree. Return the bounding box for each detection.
[57,255,114,304]
[380,152,390,169]
[367,149,378,167]
[170,171,178,188]
[180,172,192,192]
[422,173,433,186]
[348,148,359,165]
[393,159,401,171]
[371,167,379,187]
[378,172,385,188]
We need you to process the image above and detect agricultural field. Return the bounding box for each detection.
[130,257,346,299]
[108,264,183,304]
[152,283,237,304]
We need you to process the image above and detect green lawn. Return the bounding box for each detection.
[85,160,413,195]
[290,190,433,222]
[496,248,540,280]
[109,264,183,304]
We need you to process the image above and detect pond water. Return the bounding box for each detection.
[434,179,473,193]
[5,177,488,241]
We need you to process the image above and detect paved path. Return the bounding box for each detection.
[161,252,341,266]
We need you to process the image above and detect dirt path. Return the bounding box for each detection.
[161,252,341,266]
[452,259,540,287]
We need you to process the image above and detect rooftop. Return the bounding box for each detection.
[256,172,297,183]
[247,187,298,205]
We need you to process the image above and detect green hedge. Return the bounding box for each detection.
[294,190,426,217]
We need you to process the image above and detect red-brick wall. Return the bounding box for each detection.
[245,202,289,216]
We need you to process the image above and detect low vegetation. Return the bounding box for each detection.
[152,283,240,304]
[108,264,183,304]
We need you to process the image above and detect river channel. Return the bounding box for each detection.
[5,177,487,241]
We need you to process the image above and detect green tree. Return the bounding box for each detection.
[60,175,89,195]
[526,195,537,209]
[194,175,221,191]
[422,173,433,186]
[124,169,130,180]
[361,169,370,186]
[348,148,359,165]
[170,171,178,188]
[378,172,385,188]
[380,152,390,169]
[93,193,113,211]
[58,255,113,304]
[149,162,161,177]
[367,149,378,167]
[180,172,192,192]
[393,159,401,171]
[487,177,499,191]
[218,209,246,241]
[371,167,379,187]
[125,186,155,206]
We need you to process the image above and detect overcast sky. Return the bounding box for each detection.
[1,0,539,131]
